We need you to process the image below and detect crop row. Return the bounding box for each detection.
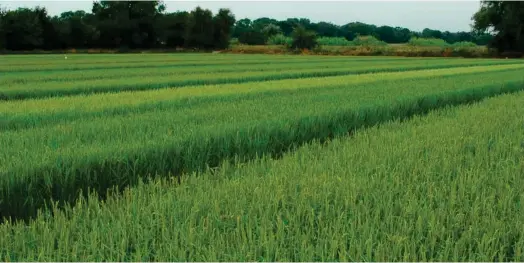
[2,61,524,101]
[1,67,523,220]
[1,64,523,131]
[0,54,419,72]
[2,89,524,261]
[2,53,411,66]
[2,57,465,84]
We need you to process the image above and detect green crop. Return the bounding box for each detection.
[1,59,522,100]
[2,89,524,261]
[1,64,523,220]
[1,64,523,131]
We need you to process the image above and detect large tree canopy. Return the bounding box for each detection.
[472,1,524,53]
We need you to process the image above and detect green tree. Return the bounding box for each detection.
[212,8,235,49]
[1,7,44,50]
[0,7,5,50]
[157,11,188,48]
[92,1,164,48]
[234,18,265,45]
[472,1,524,53]
[314,22,341,37]
[290,25,318,50]
[53,10,98,48]
[261,24,282,41]
[184,6,214,49]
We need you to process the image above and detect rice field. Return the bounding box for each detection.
[1,54,524,261]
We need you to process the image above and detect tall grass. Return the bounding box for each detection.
[1,66,523,221]
[1,90,524,261]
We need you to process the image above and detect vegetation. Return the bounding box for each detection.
[472,1,524,55]
[289,26,318,50]
[1,54,524,222]
[0,1,511,54]
[4,56,521,100]
[2,72,524,260]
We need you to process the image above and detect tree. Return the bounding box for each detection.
[0,7,5,50]
[92,1,164,48]
[53,10,98,49]
[472,1,524,54]
[212,8,235,49]
[157,11,188,48]
[422,28,442,39]
[261,24,281,41]
[1,7,44,50]
[290,25,317,50]
[234,18,265,45]
[252,17,278,31]
[184,6,214,49]
[314,22,341,37]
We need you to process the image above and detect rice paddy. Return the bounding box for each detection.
[1,53,523,261]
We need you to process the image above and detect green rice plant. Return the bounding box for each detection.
[1,64,523,132]
[1,90,524,261]
[2,53,385,73]
[1,66,523,221]
[0,57,436,85]
[1,59,522,100]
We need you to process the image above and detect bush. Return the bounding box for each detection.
[350,35,387,46]
[229,38,240,45]
[267,34,292,46]
[290,26,318,50]
[451,41,478,48]
[408,37,449,47]
[317,37,352,46]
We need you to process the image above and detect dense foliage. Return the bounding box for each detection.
[0,1,499,51]
[472,1,524,54]
[0,1,235,50]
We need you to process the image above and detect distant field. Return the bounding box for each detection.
[1,54,524,261]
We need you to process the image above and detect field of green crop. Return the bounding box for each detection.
[1,54,524,261]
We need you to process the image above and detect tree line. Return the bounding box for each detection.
[233,18,493,46]
[0,1,235,50]
[0,1,522,53]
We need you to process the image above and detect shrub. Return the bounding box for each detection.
[267,34,292,46]
[317,37,353,46]
[408,37,449,47]
[451,41,478,48]
[229,38,240,45]
[290,26,318,50]
[350,35,387,46]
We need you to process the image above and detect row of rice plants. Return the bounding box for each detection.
[1,53,343,67]
[1,53,417,73]
[2,57,450,85]
[1,68,523,220]
[2,60,523,101]
[2,90,524,261]
[2,64,523,132]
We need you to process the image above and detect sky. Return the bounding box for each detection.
[0,1,482,32]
